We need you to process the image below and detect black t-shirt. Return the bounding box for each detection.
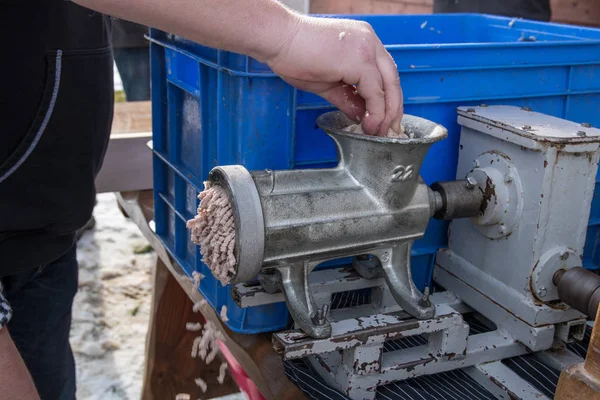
[0,0,114,276]
[433,0,552,21]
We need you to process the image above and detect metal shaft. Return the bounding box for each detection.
[430,179,484,220]
[553,267,600,318]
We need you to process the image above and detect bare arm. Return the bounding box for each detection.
[0,329,39,400]
[75,0,403,135]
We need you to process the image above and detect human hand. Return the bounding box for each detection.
[266,15,403,136]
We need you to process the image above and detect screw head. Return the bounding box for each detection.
[466,176,477,189]
[537,287,547,297]
[498,225,507,234]
[521,106,532,111]
[467,108,476,113]
[582,122,592,128]
[522,125,532,131]
[381,252,390,262]
[560,252,569,260]
[504,174,513,183]
[577,131,587,137]
[473,160,480,168]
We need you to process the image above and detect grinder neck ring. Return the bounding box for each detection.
[208,166,265,284]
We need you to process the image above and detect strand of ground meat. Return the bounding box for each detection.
[188,303,230,393]
[186,182,237,285]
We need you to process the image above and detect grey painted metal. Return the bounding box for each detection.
[314,329,528,400]
[532,248,580,302]
[555,319,587,343]
[209,111,447,337]
[272,298,542,399]
[436,105,600,330]
[272,304,467,360]
[232,266,469,316]
[536,345,585,371]
[468,151,522,239]
[233,267,384,308]
[464,362,551,400]
[435,265,556,352]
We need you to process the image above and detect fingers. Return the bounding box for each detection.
[318,83,366,123]
[355,65,386,135]
[376,46,404,134]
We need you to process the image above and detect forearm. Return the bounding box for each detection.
[74,0,300,62]
[0,329,39,399]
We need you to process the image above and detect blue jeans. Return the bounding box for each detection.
[2,245,78,400]
[113,47,151,101]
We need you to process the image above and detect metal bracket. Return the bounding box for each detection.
[276,262,331,339]
[372,243,435,319]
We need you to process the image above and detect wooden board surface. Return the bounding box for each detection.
[551,0,600,27]
[117,192,307,400]
[96,101,153,193]
[111,101,152,135]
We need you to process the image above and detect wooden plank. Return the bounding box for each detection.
[111,101,152,134]
[141,257,239,400]
[118,192,307,400]
[551,0,600,27]
[310,0,432,14]
[95,132,153,193]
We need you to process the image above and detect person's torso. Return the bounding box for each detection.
[0,0,115,275]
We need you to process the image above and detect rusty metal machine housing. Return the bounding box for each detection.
[436,105,600,351]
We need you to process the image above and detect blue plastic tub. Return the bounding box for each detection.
[150,13,600,333]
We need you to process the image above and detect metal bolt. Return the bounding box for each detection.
[498,225,507,234]
[473,160,480,168]
[312,304,330,326]
[522,125,532,131]
[577,131,587,137]
[466,176,477,189]
[504,174,513,184]
[560,251,569,260]
[467,108,476,113]
[418,287,431,308]
[537,287,547,297]
[521,106,532,111]
[582,122,592,128]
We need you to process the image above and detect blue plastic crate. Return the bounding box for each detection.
[150,14,600,333]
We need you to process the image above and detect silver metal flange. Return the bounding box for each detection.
[208,165,265,283]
